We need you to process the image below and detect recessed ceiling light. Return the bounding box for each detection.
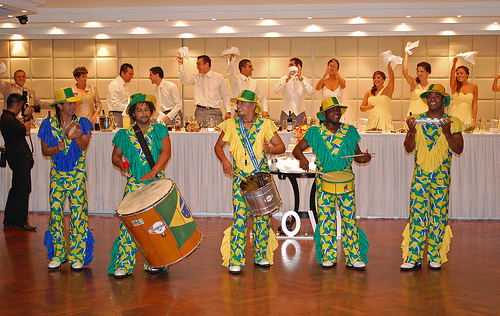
[2,23,14,28]
[265,32,279,37]
[406,16,411,18]
[305,24,322,32]
[132,27,148,34]
[0,5,3,7]
[96,34,109,39]
[351,31,366,37]
[444,18,456,24]
[260,19,277,26]
[487,22,500,31]
[350,17,365,24]
[441,30,455,36]
[457,15,462,18]
[86,22,101,28]
[218,26,234,33]
[50,27,64,35]
[21,10,27,13]
[175,22,187,27]
[180,33,194,38]
[70,21,74,23]
[212,18,216,21]
[8,15,13,18]
[117,20,122,23]
[307,17,312,20]
[259,18,263,20]
[396,23,410,31]
[164,20,168,22]
[12,34,23,39]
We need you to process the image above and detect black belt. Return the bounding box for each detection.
[197,105,216,110]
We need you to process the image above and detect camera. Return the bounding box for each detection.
[0,146,6,168]
[17,15,28,25]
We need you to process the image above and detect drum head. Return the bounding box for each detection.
[117,179,173,215]
[240,172,272,191]
[322,171,354,183]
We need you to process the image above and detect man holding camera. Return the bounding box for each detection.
[0,93,36,230]
[0,69,50,111]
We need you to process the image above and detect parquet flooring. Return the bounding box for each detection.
[1,213,499,315]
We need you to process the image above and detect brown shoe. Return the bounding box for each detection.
[16,224,37,231]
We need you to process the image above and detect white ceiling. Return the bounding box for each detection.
[0,0,499,39]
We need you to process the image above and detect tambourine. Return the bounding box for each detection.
[63,121,80,139]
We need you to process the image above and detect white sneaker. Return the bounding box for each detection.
[350,261,366,270]
[429,261,442,270]
[114,269,127,278]
[400,262,421,271]
[322,261,334,267]
[255,260,270,267]
[229,266,241,274]
[146,266,161,274]
[48,260,61,269]
[71,262,83,271]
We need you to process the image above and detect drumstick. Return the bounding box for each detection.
[308,169,328,177]
[232,172,247,182]
[341,153,375,159]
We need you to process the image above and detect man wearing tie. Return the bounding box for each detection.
[107,63,134,127]
[274,58,314,125]
[149,66,182,125]
[177,54,231,124]
[227,55,269,117]
[0,69,51,111]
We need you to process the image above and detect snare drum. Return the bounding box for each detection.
[116,179,203,268]
[240,172,282,217]
[321,171,355,195]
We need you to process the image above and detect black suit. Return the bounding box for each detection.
[0,110,33,227]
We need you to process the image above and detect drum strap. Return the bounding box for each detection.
[238,118,263,171]
[133,124,156,170]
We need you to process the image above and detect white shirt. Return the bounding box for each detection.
[227,60,268,113]
[178,65,230,113]
[274,75,314,116]
[154,80,182,121]
[106,76,129,112]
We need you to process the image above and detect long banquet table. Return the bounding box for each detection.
[1,130,499,219]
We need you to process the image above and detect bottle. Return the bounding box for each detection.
[286,111,293,132]
[175,114,181,132]
[47,111,51,119]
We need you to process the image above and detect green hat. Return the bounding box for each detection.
[420,84,450,108]
[316,97,347,121]
[51,87,82,107]
[231,90,261,115]
[126,93,156,115]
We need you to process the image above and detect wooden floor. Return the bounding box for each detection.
[1,212,499,315]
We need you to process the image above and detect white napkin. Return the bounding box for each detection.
[288,66,299,76]
[405,40,420,55]
[0,62,6,74]
[157,111,166,122]
[456,51,478,64]
[381,50,403,69]
[178,47,190,60]
[221,46,240,57]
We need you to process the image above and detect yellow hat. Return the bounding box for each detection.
[420,84,450,108]
[317,97,347,121]
[51,87,82,107]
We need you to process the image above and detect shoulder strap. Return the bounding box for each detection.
[133,124,156,170]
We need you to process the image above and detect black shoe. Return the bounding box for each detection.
[16,224,37,231]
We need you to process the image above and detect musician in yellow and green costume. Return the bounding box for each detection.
[215,90,285,274]
[401,84,464,271]
[39,87,94,271]
[293,97,371,270]
[107,93,171,278]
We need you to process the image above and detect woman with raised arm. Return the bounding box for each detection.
[448,57,478,124]
[403,51,432,119]
[360,63,395,131]
[492,73,500,92]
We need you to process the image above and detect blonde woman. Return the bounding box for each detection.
[403,51,432,118]
[72,66,102,124]
[448,57,478,124]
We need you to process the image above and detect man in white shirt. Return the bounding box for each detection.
[0,69,51,111]
[227,55,269,117]
[107,63,134,127]
[274,58,314,125]
[149,66,182,125]
[177,54,231,125]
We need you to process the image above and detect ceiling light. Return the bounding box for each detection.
[96,34,109,39]
[212,18,216,21]
[0,5,3,7]
[265,32,279,37]
[8,15,13,18]
[351,31,366,36]
[50,27,64,35]
[305,24,322,32]
[260,19,277,26]
[175,22,187,27]
[218,26,234,33]
[180,33,194,38]
[441,30,455,36]
[406,16,411,18]
[12,34,23,40]
[350,17,365,24]
[132,27,147,34]
[86,22,101,28]
[259,17,263,20]
[21,10,27,13]
[117,20,121,23]
[70,21,74,24]
[444,18,456,23]
[164,20,168,22]
[2,23,14,28]
[396,23,410,31]
[308,17,312,20]
[457,15,462,18]
[487,22,500,31]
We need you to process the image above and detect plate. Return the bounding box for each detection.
[365,130,383,133]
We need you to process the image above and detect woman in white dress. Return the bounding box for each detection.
[449,57,478,124]
[403,51,432,119]
[360,64,395,131]
[315,58,356,123]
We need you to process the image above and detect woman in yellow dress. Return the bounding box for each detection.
[360,63,394,131]
[448,57,478,124]
[403,51,432,119]
[72,66,102,125]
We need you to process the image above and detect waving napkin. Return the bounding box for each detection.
[381,50,403,69]
[221,46,240,57]
[405,40,420,55]
[0,62,6,74]
[456,51,478,64]
[178,46,190,60]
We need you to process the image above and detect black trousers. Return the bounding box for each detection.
[3,157,33,227]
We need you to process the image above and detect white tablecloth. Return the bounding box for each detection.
[1,130,499,219]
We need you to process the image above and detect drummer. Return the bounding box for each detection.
[107,93,171,278]
[293,97,371,270]
[214,90,285,274]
